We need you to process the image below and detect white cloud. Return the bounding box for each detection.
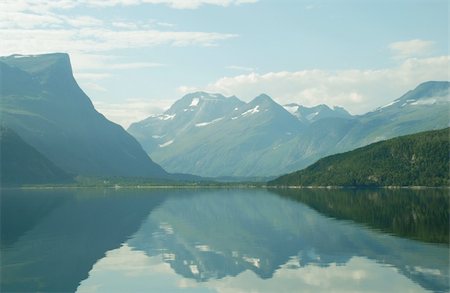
[226,65,255,72]
[74,73,113,80]
[0,0,258,13]
[389,39,435,59]
[177,85,199,94]
[63,15,104,27]
[0,11,64,29]
[157,22,175,28]
[139,0,259,9]
[179,56,449,114]
[71,53,163,71]
[83,82,108,92]
[112,21,139,30]
[0,28,237,56]
[112,20,174,30]
[108,62,165,69]
[0,0,240,99]
[70,54,117,71]
[0,0,239,56]
[93,98,174,128]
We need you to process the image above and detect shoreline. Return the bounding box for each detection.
[1,184,449,190]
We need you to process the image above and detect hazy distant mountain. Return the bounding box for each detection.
[0,127,73,186]
[129,81,449,177]
[335,81,450,150]
[129,92,245,154]
[0,53,167,178]
[269,128,450,187]
[129,92,304,177]
[283,103,352,123]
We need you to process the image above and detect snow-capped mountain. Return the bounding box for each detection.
[283,103,352,123]
[128,81,449,177]
[336,81,450,149]
[128,92,244,153]
[128,92,304,177]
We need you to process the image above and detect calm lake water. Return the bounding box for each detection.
[1,188,448,292]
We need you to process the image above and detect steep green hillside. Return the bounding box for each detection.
[0,53,167,178]
[0,127,73,186]
[269,128,450,187]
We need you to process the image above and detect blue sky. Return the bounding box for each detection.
[1,0,448,127]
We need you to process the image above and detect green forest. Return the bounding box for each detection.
[269,128,450,187]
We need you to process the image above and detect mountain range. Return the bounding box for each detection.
[1,53,448,182]
[0,53,168,180]
[129,81,450,177]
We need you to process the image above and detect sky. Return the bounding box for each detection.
[1,0,448,128]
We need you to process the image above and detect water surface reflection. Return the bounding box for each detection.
[1,189,166,292]
[1,188,448,292]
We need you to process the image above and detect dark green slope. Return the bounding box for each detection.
[269,128,450,187]
[0,127,73,185]
[0,53,167,178]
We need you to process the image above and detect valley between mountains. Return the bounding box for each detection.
[1,53,449,186]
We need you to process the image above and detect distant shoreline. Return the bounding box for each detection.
[266,185,450,190]
[1,184,449,190]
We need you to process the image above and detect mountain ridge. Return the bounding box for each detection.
[0,53,168,179]
[129,81,449,177]
[0,127,73,186]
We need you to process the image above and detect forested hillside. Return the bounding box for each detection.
[269,128,450,187]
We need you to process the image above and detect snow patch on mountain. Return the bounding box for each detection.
[306,112,319,120]
[410,98,437,106]
[241,105,260,117]
[195,117,224,127]
[190,98,200,107]
[158,114,176,120]
[378,100,399,110]
[13,54,36,58]
[159,140,174,148]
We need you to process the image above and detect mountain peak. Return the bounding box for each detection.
[1,52,168,178]
[406,81,450,101]
[299,104,330,111]
[283,103,352,122]
[166,92,243,116]
[414,81,450,91]
[249,94,280,108]
[184,92,227,100]
[1,53,71,75]
[252,93,273,102]
[374,81,450,112]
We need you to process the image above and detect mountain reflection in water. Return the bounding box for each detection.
[1,188,448,293]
